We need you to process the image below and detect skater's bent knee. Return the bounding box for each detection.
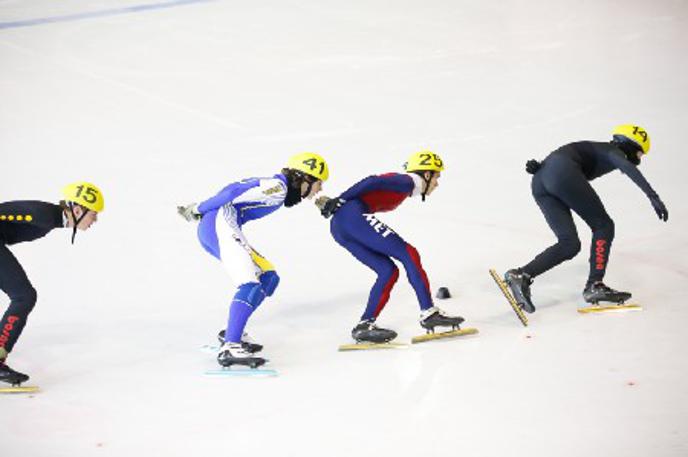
[259,271,280,296]
[10,285,37,310]
[559,237,581,260]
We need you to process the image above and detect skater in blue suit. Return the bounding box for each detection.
[318,151,465,343]
[178,153,329,368]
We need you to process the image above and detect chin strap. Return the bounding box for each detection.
[67,203,88,244]
[420,171,435,202]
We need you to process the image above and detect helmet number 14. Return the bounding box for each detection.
[632,126,648,143]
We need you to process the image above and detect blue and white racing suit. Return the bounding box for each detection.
[196,174,287,343]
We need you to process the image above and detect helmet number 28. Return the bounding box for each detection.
[419,153,443,168]
[302,158,325,175]
[75,185,100,204]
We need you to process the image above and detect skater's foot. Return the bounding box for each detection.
[217,343,266,369]
[217,330,263,354]
[419,306,464,332]
[351,320,397,344]
[504,269,536,313]
[0,361,30,386]
[583,282,631,305]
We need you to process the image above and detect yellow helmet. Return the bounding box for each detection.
[612,125,650,154]
[62,182,105,213]
[404,150,445,173]
[286,153,329,181]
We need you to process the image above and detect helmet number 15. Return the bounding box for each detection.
[419,153,443,168]
[75,185,99,204]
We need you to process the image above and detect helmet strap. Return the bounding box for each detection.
[419,171,435,202]
[68,202,88,244]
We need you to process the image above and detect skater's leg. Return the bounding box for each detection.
[331,211,399,320]
[215,210,271,343]
[334,208,433,311]
[0,245,38,355]
[545,174,615,285]
[520,174,581,278]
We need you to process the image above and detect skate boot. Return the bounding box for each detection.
[419,306,465,333]
[504,269,535,313]
[217,342,266,369]
[217,330,263,354]
[583,282,631,305]
[0,361,30,386]
[351,320,397,344]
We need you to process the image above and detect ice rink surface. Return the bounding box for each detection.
[1,1,687,456]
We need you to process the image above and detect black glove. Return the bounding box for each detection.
[526,159,541,175]
[649,194,668,222]
[321,198,345,219]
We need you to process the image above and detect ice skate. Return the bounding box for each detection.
[419,306,464,333]
[217,342,266,369]
[217,330,263,354]
[0,361,30,386]
[351,319,397,343]
[504,269,535,313]
[583,282,631,305]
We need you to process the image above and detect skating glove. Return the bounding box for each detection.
[525,159,541,174]
[177,203,201,222]
[320,197,345,219]
[649,194,668,222]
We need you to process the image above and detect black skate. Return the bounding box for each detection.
[217,330,263,354]
[419,306,464,333]
[351,320,397,343]
[0,361,30,386]
[217,343,266,369]
[583,282,631,305]
[504,269,535,313]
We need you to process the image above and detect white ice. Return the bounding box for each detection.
[1,1,687,456]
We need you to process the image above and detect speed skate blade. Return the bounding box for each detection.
[578,304,642,314]
[205,368,277,378]
[412,327,479,344]
[489,269,529,326]
[338,342,408,352]
[0,385,40,394]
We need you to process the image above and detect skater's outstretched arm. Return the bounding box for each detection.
[607,150,668,221]
[0,201,63,230]
[339,174,415,201]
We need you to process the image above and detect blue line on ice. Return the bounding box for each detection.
[0,0,215,30]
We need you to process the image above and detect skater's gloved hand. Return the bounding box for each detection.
[320,197,345,219]
[525,159,541,175]
[649,194,668,222]
[177,203,201,222]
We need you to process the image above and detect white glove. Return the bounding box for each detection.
[177,203,201,222]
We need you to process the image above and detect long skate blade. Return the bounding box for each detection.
[489,269,529,327]
[411,327,479,344]
[0,385,40,394]
[204,368,277,378]
[578,304,642,314]
[200,344,220,354]
[338,342,408,352]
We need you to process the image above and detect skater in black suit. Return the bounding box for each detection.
[0,182,104,385]
[503,125,668,313]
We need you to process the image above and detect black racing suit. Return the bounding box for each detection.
[520,141,659,285]
[0,201,64,355]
